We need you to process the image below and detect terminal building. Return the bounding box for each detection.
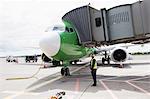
[62,0,150,46]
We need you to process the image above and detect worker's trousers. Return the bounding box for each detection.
[91,69,97,85]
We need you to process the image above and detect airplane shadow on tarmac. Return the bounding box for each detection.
[27,65,150,94]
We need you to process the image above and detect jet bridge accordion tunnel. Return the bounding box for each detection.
[62,2,150,47]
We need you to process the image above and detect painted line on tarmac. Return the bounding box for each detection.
[70,63,89,74]
[2,90,40,95]
[126,81,150,96]
[27,63,89,91]
[3,91,25,99]
[3,64,89,99]
[103,79,150,84]
[130,81,150,84]
[100,76,122,81]
[100,80,119,99]
[3,64,88,99]
[127,76,150,81]
[75,78,80,92]
[103,79,128,82]
[3,91,40,99]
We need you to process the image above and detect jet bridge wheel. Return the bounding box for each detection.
[61,68,70,76]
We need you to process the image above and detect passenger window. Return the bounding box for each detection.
[70,28,74,32]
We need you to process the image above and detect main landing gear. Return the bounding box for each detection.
[102,57,110,65]
[102,51,110,65]
[61,67,70,76]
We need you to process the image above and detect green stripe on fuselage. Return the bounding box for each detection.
[52,21,93,61]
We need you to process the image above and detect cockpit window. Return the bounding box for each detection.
[65,27,74,33]
[65,27,69,32]
[70,28,74,32]
[53,27,59,31]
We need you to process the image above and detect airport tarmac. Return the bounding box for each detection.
[0,55,150,99]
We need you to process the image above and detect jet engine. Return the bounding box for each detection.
[110,47,128,62]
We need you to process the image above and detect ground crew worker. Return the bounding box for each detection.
[90,55,97,86]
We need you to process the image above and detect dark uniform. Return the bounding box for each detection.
[90,56,97,86]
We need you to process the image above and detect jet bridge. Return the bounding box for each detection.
[62,3,150,46]
[62,6,109,45]
[107,2,149,44]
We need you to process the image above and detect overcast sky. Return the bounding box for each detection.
[0,0,142,56]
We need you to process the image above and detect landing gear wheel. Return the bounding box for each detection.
[107,60,110,65]
[61,68,70,76]
[102,57,110,65]
[102,57,105,65]
[65,68,70,76]
[74,60,77,65]
[61,68,65,76]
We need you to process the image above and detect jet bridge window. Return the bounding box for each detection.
[95,17,101,27]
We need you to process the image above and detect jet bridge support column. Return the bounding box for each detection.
[102,51,110,65]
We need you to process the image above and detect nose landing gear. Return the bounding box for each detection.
[61,67,70,76]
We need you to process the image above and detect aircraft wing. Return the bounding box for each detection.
[95,46,115,52]
[94,43,136,54]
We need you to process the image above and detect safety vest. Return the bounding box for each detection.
[91,59,97,69]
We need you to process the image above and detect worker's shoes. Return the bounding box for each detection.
[91,84,96,86]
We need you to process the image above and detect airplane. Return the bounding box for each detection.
[39,21,133,76]
[0,45,42,63]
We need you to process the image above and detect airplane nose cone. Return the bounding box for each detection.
[39,32,61,57]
